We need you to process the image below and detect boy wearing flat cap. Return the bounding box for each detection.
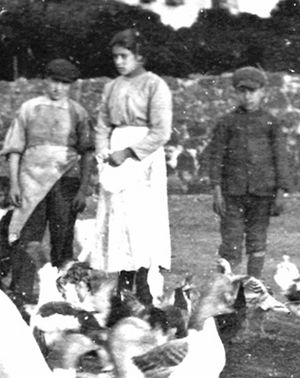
[209,66,290,278]
[0,59,94,304]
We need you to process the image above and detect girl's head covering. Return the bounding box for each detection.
[110,28,148,58]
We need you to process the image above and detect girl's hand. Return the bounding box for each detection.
[108,148,134,167]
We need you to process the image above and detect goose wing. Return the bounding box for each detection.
[133,337,189,376]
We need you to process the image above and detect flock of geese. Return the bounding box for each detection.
[1,252,300,378]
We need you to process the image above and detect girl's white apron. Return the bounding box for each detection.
[92,126,171,283]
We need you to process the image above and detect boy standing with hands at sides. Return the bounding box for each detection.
[0,59,94,305]
[209,66,290,279]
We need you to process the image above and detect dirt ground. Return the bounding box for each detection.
[166,193,300,378]
[76,192,300,378]
[16,192,300,378]
[76,192,300,377]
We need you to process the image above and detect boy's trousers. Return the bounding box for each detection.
[10,177,80,300]
[218,194,272,269]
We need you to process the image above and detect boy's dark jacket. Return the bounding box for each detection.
[209,107,290,196]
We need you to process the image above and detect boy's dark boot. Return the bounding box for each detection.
[247,251,265,279]
[135,267,153,306]
[117,270,135,294]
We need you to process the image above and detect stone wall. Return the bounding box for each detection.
[1,72,300,189]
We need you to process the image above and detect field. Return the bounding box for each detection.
[20,192,300,378]
[80,192,300,377]
[166,193,300,378]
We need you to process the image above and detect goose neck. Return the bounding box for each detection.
[188,298,213,331]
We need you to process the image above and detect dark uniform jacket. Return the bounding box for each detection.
[209,107,290,196]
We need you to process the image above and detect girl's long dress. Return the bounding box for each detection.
[93,71,172,273]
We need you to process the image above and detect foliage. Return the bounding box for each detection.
[0,0,299,79]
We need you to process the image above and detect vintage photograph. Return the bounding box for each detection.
[0,0,299,377]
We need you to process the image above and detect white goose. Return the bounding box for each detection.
[108,273,243,378]
[0,288,91,378]
[30,261,116,368]
[274,255,300,316]
[274,254,300,294]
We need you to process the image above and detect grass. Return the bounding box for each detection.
[60,192,300,377]
[166,193,300,378]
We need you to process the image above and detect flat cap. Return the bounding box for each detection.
[45,59,80,83]
[233,66,266,90]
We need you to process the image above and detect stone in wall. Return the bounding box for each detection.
[0,71,300,190]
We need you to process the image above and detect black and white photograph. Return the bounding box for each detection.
[0,0,299,377]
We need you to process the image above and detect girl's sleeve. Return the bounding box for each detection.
[94,82,113,156]
[0,105,27,156]
[130,77,172,160]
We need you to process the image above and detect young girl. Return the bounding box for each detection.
[94,28,172,305]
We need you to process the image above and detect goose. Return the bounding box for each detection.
[37,262,65,306]
[28,261,116,373]
[31,261,117,334]
[46,332,113,374]
[240,275,290,338]
[217,257,289,312]
[216,258,290,341]
[157,274,198,338]
[274,254,300,294]
[108,272,244,378]
[56,261,118,326]
[273,255,300,315]
[74,218,97,263]
[107,275,197,339]
[0,288,100,378]
[108,288,187,342]
[25,261,65,330]
[22,261,65,329]
[273,254,300,301]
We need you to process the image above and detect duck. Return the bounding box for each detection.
[108,272,244,378]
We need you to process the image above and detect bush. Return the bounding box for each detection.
[0,0,300,80]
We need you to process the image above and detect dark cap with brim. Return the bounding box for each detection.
[233,66,266,90]
[45,59,80,83]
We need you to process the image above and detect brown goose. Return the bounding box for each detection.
[108,273,243,378]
